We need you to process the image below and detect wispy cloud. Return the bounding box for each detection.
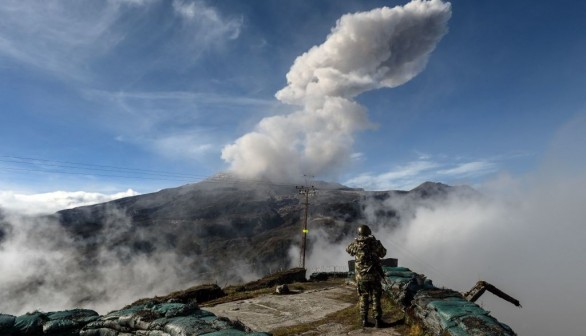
[346,160,440,190]
[437,161,497,177]
[150,133,215,160]
[83,90,277,109]
[0,189,139,215]
[0,0,243,81]
[345,156,499,190]
[84,89,279,162]
[0,1,128,80]
[172,0,242,41]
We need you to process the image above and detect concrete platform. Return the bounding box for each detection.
[205,285,404,335]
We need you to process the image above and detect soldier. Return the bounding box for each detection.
[346,224,387,328]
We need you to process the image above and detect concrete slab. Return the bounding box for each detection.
[205,286,353,332]
[205,285,404,335]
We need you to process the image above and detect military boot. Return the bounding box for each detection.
[361,315,369,327]
[375,318,383,328]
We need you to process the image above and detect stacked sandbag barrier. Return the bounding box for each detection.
[381,266,516,336]
[0,309,99,336]
[0,303,270,336]
[308,271,348,282]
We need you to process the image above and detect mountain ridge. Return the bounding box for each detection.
[55,178,473,278]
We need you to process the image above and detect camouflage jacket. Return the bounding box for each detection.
[346,235,387,282]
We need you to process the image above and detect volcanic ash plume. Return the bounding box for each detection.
[222,0,451,181]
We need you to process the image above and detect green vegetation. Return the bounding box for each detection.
[125,283,225,308]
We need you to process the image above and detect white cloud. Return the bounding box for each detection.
[0,0,242,80]
[83,89,279,162]
[84,90,277,110]
[437,160,497,177]
[345,160,440,190]
[0,209,198,316]
[110,0,155,5]
[385,170,586,335]
[344,156,499,191]
[306,115,586,334]
[222,0,452,182]
[152,133,215,160]
[0,189,139,215]
[172,0,242,40]
[0,1,128,80]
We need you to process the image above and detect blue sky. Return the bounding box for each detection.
[2,3,585,332]
[1,0,585,205]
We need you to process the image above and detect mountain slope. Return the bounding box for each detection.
[56,178,471,279]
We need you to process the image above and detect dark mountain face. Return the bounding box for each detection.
[56,179,472,279]
[0,178,479,315]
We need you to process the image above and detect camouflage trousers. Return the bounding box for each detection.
[357,280,382,319]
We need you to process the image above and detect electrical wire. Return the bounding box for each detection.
[0,154,356,189]
[0,155,352,190]
[0,155,204,178]
[0,166,196,182]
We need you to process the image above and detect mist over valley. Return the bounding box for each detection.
[0,177,466,315]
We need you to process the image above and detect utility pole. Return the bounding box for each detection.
[296,176,316,269]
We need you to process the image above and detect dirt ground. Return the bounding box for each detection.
[204,283,407,335]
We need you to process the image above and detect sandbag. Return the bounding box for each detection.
[163,316,216,336]
[0,313,15,332]
[14,311,46,335]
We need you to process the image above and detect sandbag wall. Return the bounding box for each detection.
[0,303,270,336]
[382,266,516,336]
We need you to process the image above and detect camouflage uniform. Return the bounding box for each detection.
[346,231,387,327]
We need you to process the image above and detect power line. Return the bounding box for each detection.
[0,155,203,178]
[0,154,362,190]
[0,166,197,182]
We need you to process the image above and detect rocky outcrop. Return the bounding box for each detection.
[232,268,306,292]
[126,284,225,309]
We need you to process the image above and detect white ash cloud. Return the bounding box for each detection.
[222,0,451,181]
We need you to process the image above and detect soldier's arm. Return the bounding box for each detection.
[376,240,387,258]
[346,241,357,256]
